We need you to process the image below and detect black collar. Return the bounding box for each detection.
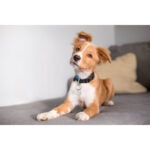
[73,72,95,83]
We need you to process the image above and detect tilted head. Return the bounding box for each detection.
[70,31,112,72]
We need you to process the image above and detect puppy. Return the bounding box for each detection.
[37,31,115,121]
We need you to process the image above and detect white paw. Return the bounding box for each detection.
[104,100,114,106]
[75,112,89,121]
[37,110,59,121]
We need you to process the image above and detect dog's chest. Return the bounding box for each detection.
[70,82,95,106]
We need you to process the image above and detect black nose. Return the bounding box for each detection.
[73,55,81,61]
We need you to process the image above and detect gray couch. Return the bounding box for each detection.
[109,42,150,90]
[0,42,150,125]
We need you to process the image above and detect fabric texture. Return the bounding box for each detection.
[0,93,150,125]
[95,53,147,94]
[109,42,150,90]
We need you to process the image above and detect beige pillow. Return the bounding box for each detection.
[95,53,147,94]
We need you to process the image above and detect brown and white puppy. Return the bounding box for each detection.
[37,31,115,121]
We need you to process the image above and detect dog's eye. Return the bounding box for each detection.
[76,48,80,51]
[87,54,92,58]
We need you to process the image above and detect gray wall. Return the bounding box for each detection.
[0,25,115,106]
[115,25,150,45]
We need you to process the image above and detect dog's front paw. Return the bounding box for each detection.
[37,110,59,121]
[75,112,89,121]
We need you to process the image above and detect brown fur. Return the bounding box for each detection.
[54,31,115,119]
[72,31,115,118]
[97,46,112,63]
[54,98,72,114]
[37,31,115,121]
[78,31,92,42]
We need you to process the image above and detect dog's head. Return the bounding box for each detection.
[70,31,112,71]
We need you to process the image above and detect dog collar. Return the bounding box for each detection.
[73,72,95,83]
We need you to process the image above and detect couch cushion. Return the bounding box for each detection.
[109,42,150,90]
[95,53,147,94]
[0,93,150,125]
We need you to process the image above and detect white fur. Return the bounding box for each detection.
[68,108,71,113]
[80,83,95,107]
[75,112,89,121]
[61,112,65,115]
[108,100,114,105]
[37,110,59,121]
[68,82,80,107]
[104,100,114,106]
[68,81,95,108]
[70,48,95,107]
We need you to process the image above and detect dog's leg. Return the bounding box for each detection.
[37,98,73,121]
[75,100,99,121]
[103,78,115,106]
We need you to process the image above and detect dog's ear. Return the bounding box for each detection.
[78,31,92,42]
[96,46,112,64]
[73,31,92,45]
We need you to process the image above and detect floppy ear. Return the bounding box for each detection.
[78,31,92,42]
[96,46,112,64]
[73,31,92,45]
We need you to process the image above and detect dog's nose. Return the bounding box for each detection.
[73,55,81,61]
